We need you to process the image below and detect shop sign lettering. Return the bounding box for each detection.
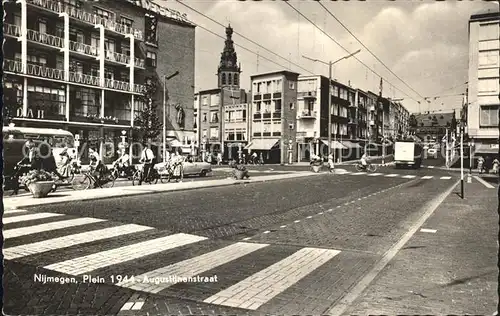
[124,0,189,23]
[16,107,45,119]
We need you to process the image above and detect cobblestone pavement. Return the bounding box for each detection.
[4,167,467,315]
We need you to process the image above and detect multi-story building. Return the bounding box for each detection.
[247,71,299,164]
[466,10,499,156]
[366,90,380,142]
[3,0,195,163]
[223,103,250,160]
[193,24,249,160]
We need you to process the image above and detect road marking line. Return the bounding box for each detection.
[4,218,107,239]
[420,228,437,233]
[131,301,145,310]
[120,302,134,311]
[44,233,207,275]
[440,176,452,180]
[351,172,365,175]
[473,176,495,189]
[421,176,433,180]
[362,196,367,199]
[3,212,64,224]
[307,216,313,219]
[4,224,153,260]
[263,231,270,234]
[242,237,252,241]
[336,205,341,208]
[327,209,333,212]
[117,242,269,293]
[203,247,340,310]
[4,209,28,215]
[368,173,383,177]
[402,175,416,179]
[358,198,362,200]
[326,179,459,316]
[280,225,287,228]
[294,220,300,223]
[384,174,399,177]
[427,166,435,169]
[318,212,323,215]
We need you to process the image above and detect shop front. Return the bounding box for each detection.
[245,138,280,164]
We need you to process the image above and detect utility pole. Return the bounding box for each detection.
[162,71,180,162]
[460,122,464,199]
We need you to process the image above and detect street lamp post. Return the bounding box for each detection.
[162,71,180,163]
[302,49,361,165]
[468,138,474,183]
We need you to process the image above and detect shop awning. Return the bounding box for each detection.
[342,141,363,149]
[244,139,279,150]
[475,143,499,154]
[321,140,347,149]
[167,139,184,147]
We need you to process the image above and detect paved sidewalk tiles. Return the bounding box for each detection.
[4,208,347,314]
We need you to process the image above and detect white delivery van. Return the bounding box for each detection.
[394,141,423,169]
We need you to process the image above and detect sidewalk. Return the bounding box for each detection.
[4,171,323,210]
[344,179,498,315]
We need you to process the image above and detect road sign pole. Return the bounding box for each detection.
[460,125,464,199]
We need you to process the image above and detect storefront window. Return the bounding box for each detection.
[27,82,65,118]
[71,87,100,117]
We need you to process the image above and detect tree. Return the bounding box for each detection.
[133,76,163,143]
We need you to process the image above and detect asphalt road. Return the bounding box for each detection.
[3,164,459,315]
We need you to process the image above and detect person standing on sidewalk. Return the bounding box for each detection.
[139,144,155,185]
[327,153,335,173]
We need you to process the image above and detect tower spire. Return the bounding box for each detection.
[217,24,241,89]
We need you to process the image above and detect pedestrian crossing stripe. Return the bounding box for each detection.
[44,233,208,275]
[203,247,340,310]
[351,172,365,175]
[440,176,452,180]
[421,176,433,179]
[367,173,383,176]
[4,224,153,260]
[4,217,106,239]
[4,212,64,224]
[4,209,28,215]
[116,242,269,293]
[402,175,416,179]
[4,212,345,312]
[384,174,399,177]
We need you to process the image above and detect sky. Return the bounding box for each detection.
[157,0,499,114]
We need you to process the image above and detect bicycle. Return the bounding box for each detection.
[131,164,164,186]
[71,169,116,190]
[355,163,377,172]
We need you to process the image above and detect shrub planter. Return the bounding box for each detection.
[233,169,247,179]
[28,181,55,198]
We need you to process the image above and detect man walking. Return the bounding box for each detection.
[139,144,155,185]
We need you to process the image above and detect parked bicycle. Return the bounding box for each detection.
[71,169,116,190]
[131,164,164,186]
[355,163,377,172]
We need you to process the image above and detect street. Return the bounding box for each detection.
[4,157,496,315]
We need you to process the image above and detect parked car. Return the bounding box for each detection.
[427,148,438,159]
[155,159,212,177]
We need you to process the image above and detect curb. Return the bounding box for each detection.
[8,172,324,210]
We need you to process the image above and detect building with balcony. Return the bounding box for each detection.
[224,103,250,160]
[247,70,300,164]
[366,90,380,142]
[466,10,499,157]
[3,0,195,163]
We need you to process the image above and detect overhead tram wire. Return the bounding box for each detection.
[318,2,426,100]
[285,1,421,103]
[175,0,315,76]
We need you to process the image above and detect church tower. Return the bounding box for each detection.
[217,24,241,89]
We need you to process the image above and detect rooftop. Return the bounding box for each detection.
[250,70,300,79]
[470,9,500,22]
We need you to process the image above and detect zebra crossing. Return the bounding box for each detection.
[4,209,345,312]
[339,171,452,181]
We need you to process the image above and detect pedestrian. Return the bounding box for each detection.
[259,152,264,165]
[217,152,222,165]
[139,144,155,185]
[492,158,499,174]
[327,153,335,173]
[477,155,485,174]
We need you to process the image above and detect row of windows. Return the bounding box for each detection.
[221,73,239,86]
[253,79,283,94]
[254,100,282,112]
[480,105,499,127]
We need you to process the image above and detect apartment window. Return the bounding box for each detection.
[256,82,262,93]
[91,34,100,48]
[234,73,239,86]
[105,39,115,54]
[27,83,66,116]
[263,101,271,113]
[210,127,219,139]
[222,73,226,85]
[146,51,157,67]
[256,101,261,112]
[289,102,294,110]
[275,79,282,92]
[202,96,209,106]
[211,112,219,123]
[104,68,114,80]
[228,73,232,85]
[210,94,219,106]
[266,81,271,93]
[333,85,339,97]
[479,23,499,41]
[64,0,82,9]
[478,50,499,67]
[122,43,131,56]
[480,105,499,127]
[120,16,133,28]
[202,113,207,122]
[120,71,130,82]
[289,81,295,89]
[90,66,99,77]
[274,99,282,112]
[73,87,100,116]
[202,129,207,138]
[38,18,47,34]
[93,7,112,20]
[478,78,499,94]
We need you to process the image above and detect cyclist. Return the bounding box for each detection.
[139,144,155,185]
[89,148,107,185]
[112,147,130,177]
[360,152,369,170]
